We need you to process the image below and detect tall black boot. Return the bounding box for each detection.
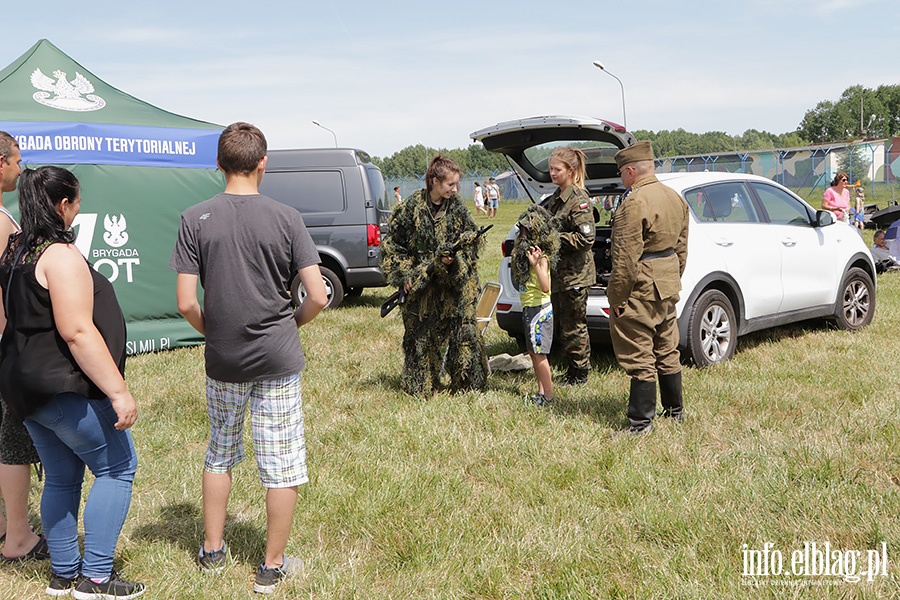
[659,371,684,422]
[626,378,657,434]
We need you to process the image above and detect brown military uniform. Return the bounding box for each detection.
[608,174,689,380]
[540,185,595,377]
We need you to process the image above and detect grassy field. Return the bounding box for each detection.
[2,199,900,599]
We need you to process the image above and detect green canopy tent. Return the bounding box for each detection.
[0,39,224,353]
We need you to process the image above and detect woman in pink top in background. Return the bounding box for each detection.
[823,171,851,223]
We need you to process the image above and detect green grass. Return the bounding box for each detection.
[2,200,900,599]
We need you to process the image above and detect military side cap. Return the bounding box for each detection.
[615,140,655,168]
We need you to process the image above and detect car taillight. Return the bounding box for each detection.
[501,239,514,257]
[368,224,381,246]
[496,303,512,312]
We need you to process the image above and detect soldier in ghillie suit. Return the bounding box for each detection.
[539,147,596,385]
[381,155,489,397]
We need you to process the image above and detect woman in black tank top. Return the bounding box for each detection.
[0,167,145,598]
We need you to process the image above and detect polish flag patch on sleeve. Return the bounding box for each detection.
[579,202,589,210]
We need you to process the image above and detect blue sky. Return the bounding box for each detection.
[2,0,898,157]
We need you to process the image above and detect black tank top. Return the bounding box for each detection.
[0,244,126,420]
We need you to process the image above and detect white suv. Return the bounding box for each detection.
[471,116,877,366]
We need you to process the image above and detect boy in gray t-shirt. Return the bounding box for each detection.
[170,122,327,594]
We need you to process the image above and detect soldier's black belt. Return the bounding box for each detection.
[640,248,675,261]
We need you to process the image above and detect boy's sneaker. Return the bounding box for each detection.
[72,572,145,600]
[529,392,552,406]
[253,555,304,594]
[46,573,78,596]
[198,542,228,572]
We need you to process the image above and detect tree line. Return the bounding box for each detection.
[372,84,900,178]
[371,143,509,180]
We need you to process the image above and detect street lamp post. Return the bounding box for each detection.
[312,120,338,147]
[592,60,626,130]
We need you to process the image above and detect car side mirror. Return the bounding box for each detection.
[815,210,834,227]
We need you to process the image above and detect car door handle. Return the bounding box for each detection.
[782,238,797,247]
[715,238,733,247]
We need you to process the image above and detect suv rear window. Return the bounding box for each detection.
[261,170,346,214]
[523,141,621,181]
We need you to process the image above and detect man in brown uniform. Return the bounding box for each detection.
[609,141,689,434]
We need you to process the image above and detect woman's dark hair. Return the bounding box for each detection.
[425,155,460,193]
[15,166,78,254]
[831,171,849,187]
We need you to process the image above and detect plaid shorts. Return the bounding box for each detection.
[205,373,307,488]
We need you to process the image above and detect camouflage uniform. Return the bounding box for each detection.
[540,185,595,380]
[381,189,488,397]
[608,174,689,430]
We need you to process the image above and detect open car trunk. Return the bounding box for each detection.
[472,115,635,292]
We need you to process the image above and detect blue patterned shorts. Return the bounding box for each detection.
[522,303,554,355]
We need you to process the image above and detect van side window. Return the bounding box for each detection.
[261,171,346,214]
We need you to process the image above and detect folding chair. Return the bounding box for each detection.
[475,282,502,335]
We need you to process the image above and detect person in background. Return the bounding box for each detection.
[0,132,48,565]
[609,141,689,435]
[539,147,595,386]
[850,186,866,231]
[393,186,402,206]
[822,171,850,223]
[473,182,487,216]
[871,230,900,271]
[486,177,500,219]
[511,205,559,406]
[0,166,143,598]
[171,122,327,594]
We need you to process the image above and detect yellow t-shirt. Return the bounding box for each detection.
[520,265,551,308]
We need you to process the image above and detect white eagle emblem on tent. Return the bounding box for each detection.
[103,214,129,248]
[30,68,106,112]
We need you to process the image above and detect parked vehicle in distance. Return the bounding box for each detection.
[471,115,877,366]
[260,148,388,308]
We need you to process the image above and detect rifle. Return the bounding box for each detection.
[380,224,492,318]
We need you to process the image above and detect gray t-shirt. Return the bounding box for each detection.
[170,193,320,382]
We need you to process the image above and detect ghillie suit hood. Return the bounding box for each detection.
[510,204,560,288]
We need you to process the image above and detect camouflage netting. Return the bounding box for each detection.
[381,189,489,396]
[510,204,560,289]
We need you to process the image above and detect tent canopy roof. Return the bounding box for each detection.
[0,39,220,129]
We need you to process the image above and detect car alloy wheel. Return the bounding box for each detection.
[687,289,736,367]
[291,266,345,309]
[834,267,875,330]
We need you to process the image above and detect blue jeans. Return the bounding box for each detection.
[24,393,138,579]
